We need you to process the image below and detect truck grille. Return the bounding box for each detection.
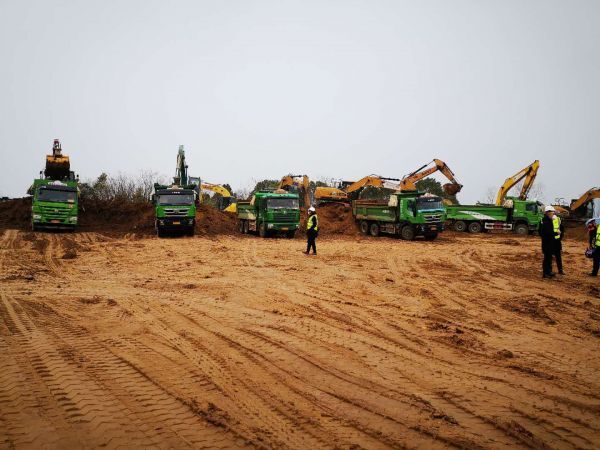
[424,214,442,223]
[273,213,296,222]
[164,208,189,217]
[39,206,70,217]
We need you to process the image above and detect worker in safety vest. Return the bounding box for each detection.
[304,206,318,255]
[587,218,600,277]
[552,211,565,275]
[538,205,560,278]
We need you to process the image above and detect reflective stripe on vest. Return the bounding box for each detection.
[596,226,600,247]
[552,216,561,239]
[307,214,318,231]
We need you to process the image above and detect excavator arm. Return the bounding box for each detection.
[200,182,237,212]
[399,159,462,195]
[345,175,400,195]
[570,187,600,212]
[495,160,539,206]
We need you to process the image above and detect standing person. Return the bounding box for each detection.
[538,205,559,278]
[305,206,318,255]
[553,211,565,275]
[587,218,600,277]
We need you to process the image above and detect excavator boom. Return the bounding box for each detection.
[570,187,600,212]
[399,159,462,196]
[495,160,539,206]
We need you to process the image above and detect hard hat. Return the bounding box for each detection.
[544,205,556,213]
[308,206,316,213]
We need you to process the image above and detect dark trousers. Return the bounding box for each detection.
[306,230,317,254]
[553,241,563,273]
[543,250,553,275]
[593,249,600,276]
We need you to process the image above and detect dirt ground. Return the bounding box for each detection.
[1,227,599,449]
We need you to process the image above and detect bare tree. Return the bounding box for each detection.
[480,186,497,204]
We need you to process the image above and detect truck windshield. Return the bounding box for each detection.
[157,194,194,205]
[37,189,77,203]
[267,198,299,209]
[417,197,443,211]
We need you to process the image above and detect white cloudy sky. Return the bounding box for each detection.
[0,0,598,204]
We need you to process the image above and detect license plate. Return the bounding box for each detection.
[173,221,180,225]
[281,227,288,231]
[50,220,61,223]
[430,226,437,230]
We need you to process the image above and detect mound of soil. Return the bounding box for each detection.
[0,197,237,237]
[298,203,358,236]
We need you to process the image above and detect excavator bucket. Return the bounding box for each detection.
[443,183,462,196]
[44,154,71,179]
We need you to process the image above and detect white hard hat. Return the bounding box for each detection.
[544,205,556,212]
[308,206,316,212]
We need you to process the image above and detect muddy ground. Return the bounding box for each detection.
[1,224,599,449]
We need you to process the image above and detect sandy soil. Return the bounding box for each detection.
[1,229,599,449]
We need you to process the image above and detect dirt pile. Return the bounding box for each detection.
[299,203,357,236]
[195,204,237,236]
[0,197,31,229]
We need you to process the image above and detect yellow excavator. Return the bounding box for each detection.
[398,159,463,199]
[314,175,401,205]
[200,182,237,213]
[553,187,599,221]
[278,175,311,207]
[495,160,540,206]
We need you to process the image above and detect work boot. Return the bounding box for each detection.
[589,273,598,277]
[543,273,555,279]
[558,271,565,275]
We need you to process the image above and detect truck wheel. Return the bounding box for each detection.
[286,230,296,239]
[187,227,195,237]
[424,232,438,240]
[369,223,380,237]
[239,220,245,234]
[157,228,164,238]
[454,221,467,232]
[468,222,483,233]
[359,221,369,235]
[401,225,415,241]
[244,221,250,234]
[31,223,39,232]
[514,223,529,235]
[259,223,268,238]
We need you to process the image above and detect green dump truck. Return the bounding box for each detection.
[30,139,79,231]
[153,185,197,237]
[446,197,543,234]
[237,191,300,238]
[353,192,445,240]
[31,179,79,231]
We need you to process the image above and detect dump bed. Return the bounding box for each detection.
[446,204,508,222]
[236,202,257,220]
[353,200,397,222]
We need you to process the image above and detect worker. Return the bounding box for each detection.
[305,206,318,255]
[538,205,559,278]
[587,219,600,277]
[552,211,565,275]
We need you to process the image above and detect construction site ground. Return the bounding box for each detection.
[1,226,599,449]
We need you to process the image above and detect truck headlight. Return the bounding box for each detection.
[188,218,194,225]
[33,214,41,220]
[69,217,77,223]
[268,223,274,229]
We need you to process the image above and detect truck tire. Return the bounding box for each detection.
[259,223,268,238]
[424,232,438,241]
[187,227,195,237]
[286,230,296,239]
[238,220,245,234]
[369,222,380,237]
[157,228,165,238]
[244,221,250,234]
[468,222,483,233]
[400,225,415,241]
[514,223,529,235]
[359,221,369,235]
[454,221,467,232]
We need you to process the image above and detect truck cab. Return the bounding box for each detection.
[31,179,79,231]
[506,197,544,234]
[237,191,301,238]
[153,186,197,237]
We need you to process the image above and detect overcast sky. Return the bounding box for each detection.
[0,0,598,204]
